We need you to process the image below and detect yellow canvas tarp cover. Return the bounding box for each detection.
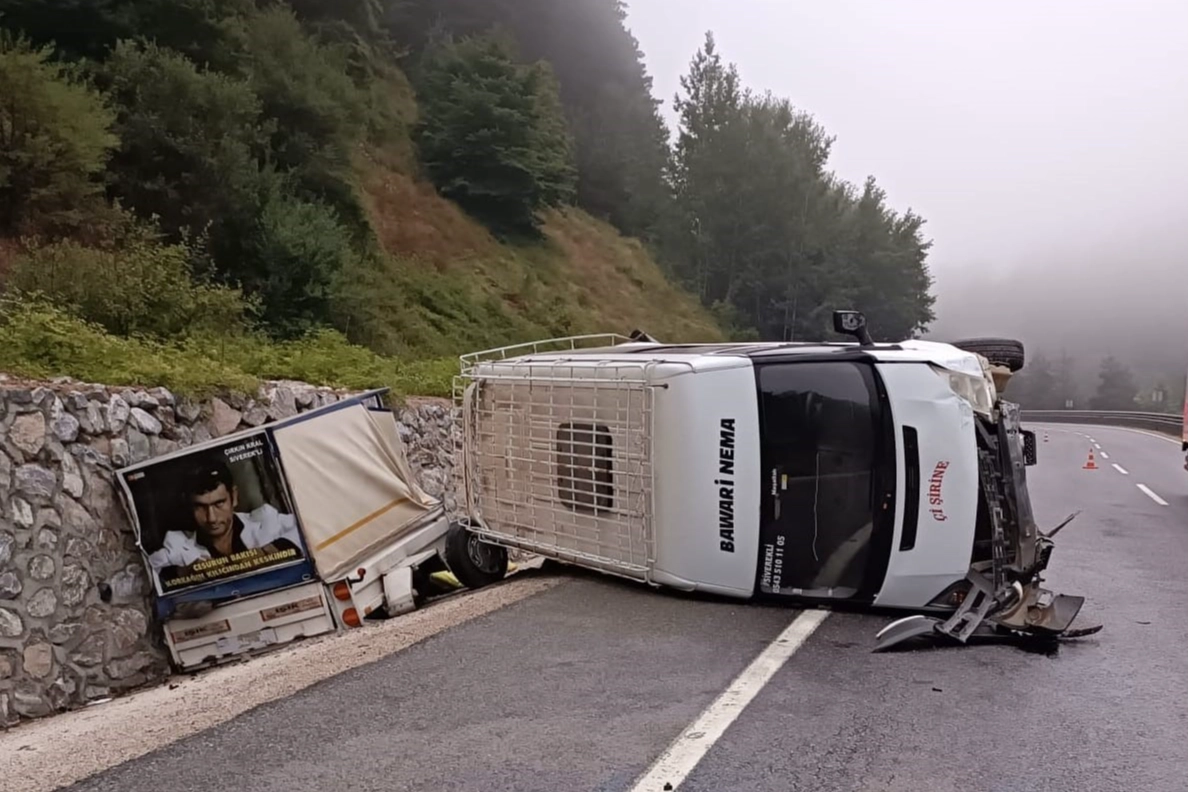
[273,403,437,580]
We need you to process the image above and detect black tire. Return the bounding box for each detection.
[443,520,509,590]
[950,337,1026,372]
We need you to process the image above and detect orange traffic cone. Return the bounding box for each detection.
[1082,447,1098,470]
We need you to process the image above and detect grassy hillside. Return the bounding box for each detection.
[355,156,722,351]
[0,162,722,397]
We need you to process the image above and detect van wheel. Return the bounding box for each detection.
[950,337,1026,372]
[444,521,509,590]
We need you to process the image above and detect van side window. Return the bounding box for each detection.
[556,422,613,514]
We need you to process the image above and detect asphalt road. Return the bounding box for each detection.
[58,425,1187,792]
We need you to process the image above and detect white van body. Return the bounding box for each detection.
[453,325,1088,649]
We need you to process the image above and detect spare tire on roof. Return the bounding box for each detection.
[950,337,1026,372]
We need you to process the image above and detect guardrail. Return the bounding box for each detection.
[1021,410,1184,438]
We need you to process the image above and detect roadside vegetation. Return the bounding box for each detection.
[0,1,934,397]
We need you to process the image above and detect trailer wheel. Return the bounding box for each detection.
[444,520,509,590]
[950,337,1026,372]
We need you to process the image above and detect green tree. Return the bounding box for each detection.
[667,33,935,342]
[1090,355,1138,411]
[285,0,402,73]
[98,39,267,247]
[0,0,254,63]
[1051,350,1079,408]
[413,33,576,235]
[0,32,118,235]
[524,0,671,237]
[277,0,412,151]
[1005,351,1057,408]
[396,0,670,238]
[287,0,390,41]
[234,6,369,216]
[667,31,748,302]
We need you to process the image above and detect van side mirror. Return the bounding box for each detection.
[832,310,874,346]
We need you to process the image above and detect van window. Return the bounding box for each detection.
[754,360,891,598]
[556,422,613,514]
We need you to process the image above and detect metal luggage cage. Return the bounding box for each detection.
[456,333,636,374]
[453,335,657,582]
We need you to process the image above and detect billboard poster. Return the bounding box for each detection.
[118,431,310,597]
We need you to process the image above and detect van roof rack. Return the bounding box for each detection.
[458,334,636,372]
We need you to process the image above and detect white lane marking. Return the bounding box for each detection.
[1137,484,1169,506]
[629,610,829,791]
[1100,451,1109,459]
[1112,463,1129,475]
[1093,443,1101,450]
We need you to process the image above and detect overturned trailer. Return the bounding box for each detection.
[449,311,1099,650]
[116,389,508,670]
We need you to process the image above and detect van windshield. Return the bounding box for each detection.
[753,359,894,601]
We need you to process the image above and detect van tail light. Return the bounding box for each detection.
[342,608,362,628]
[332,581,351,601]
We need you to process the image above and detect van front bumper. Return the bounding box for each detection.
[873,402,1099,652]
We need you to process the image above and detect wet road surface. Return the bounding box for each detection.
[50,425,1189,792]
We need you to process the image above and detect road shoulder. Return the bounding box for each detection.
[0,573,563,792]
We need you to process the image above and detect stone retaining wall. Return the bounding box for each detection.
[0,377,457,727]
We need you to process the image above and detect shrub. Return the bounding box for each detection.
[0,295,456,399]
[0,297,259,396]
[241,186,356,339]
[6,234,255,338]
[209,329,457,397]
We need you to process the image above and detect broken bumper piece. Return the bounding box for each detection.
[873,537,1103,655]
[874,587,1096,654]
[873,571,1102,652]
[873,492,1102,652]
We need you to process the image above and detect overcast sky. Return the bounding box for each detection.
[623,0,1187,369]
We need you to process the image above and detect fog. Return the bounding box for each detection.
[624,0,1188,391]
